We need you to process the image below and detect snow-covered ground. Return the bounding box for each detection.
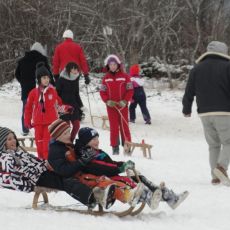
[0,79,229,230]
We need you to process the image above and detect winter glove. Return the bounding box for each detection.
[78,147,96,166]
[119,160,135,173]
[84,74,90,85]
[57,104,74,115]
[118,100,127,108]
[106,100,117,107]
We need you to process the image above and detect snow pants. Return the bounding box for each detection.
[200,116,230,178]
[36,171,95,207]
[129,88,151,122]
[107,106,131,147]
[34,124,50,159]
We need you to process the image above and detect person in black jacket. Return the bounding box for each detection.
[182,41,230,186]
[15,42,54,136]
[56,62,82,141]
[48,119,116,209]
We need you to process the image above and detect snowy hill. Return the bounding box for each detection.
[0,79,229,230]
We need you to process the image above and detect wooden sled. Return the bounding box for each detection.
[18,137,36,152]
[124,141,152,159]
[32,186,145,217]
[90,115,110,130]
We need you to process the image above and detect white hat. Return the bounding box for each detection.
[104,54,121,66]
[31,42,46,56]
[63,30,74,39]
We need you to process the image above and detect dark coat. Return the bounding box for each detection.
[56,74,81,121]
[15,50,54,100]
[74,140,123,177]
[48,140,83,177]
[182,55,230,114]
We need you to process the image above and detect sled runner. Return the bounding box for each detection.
[32,185,145,217]
[18,137,36,152]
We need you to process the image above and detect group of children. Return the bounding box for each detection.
[21,52,152,158]
[0,122,188,211]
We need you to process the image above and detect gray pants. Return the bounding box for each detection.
[200,116,230,178]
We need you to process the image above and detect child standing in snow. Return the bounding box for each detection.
[100,54,134,155]
[56,62,81,142]
[24,62,62,159]
[74,127,189,210]
[129,64,151,124]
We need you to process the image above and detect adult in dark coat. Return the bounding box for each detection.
[15,42,54,135]
[182,41,230,185]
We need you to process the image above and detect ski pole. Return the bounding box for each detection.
[85,85,95,126]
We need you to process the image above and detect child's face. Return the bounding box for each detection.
[87,136,99,150]
[5,133,17,151]
[70,68,79,75]
[108,62,118,72]
[57,128,71,144]
[40,75,50,87]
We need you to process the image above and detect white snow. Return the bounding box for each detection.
[0,79,229,230]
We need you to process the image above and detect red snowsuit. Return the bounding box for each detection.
[24,85,62,159]
[100,71,133,147]
[52,38,89,75]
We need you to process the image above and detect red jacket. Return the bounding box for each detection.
[24,85,62,126]
[52,38,89,75]
[100,71,133,104]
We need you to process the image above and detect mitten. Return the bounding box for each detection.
[78,147,96,166]
[106,100,117,107]
[118,100,127,108]
[119,160,135,173]
[84,74,90,85]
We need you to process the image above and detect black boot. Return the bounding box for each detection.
[112,146,119,155]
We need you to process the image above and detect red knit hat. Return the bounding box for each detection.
[129,64,140,76]
[48,119,70,140]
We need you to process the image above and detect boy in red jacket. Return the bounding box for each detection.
[100,54,134,155]
[24,62,62,159]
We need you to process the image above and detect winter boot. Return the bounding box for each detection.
[163,189,189,210]
[127,183,145,207]
[93,184,116,209]
[211,178,221,185]
[213,165,230,186]
[112,146,120,155]
[138,187,162,210]
[137,175,159,193]
[145,120,151,125]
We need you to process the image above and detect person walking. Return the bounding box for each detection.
[15,42,53,136]
[52,29,90,120]
[182,41,230,186]
[129,64,151,124]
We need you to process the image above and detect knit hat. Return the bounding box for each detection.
[48,119,70,140]
[129,64,140,76]
[63,29,74,39]
[104,54,121,66]
[78,127,99,145]
[207,41,228,55]
[196,41,230,63]
[0,127,18,152]
[30,42,46,56]
[35,62,50,84]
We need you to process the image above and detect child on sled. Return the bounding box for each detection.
[48,119,164,209]
[74,127,189,210]
[0,126,115,209]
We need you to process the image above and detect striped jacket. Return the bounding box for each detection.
[0,149,47,192]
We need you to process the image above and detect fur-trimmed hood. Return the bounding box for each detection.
[196,51,230,63]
